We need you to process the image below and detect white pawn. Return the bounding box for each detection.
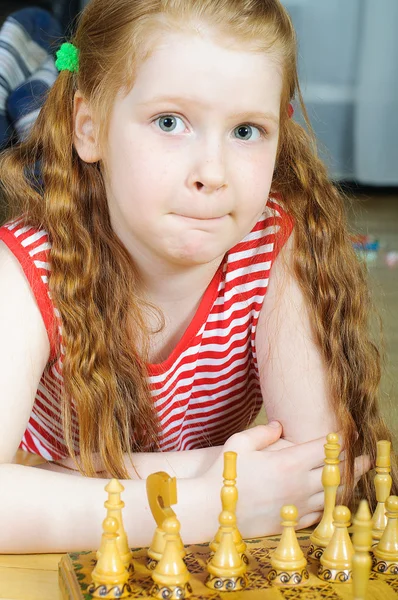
[318,506,354,583]
[372,495,398,576]
[268,505,309,587]
[89,517,130,598]
[151,516,192,599]
[206,506,247,591]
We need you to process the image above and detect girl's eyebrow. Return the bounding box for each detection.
[138,94,280,125]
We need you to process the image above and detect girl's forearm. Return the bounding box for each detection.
[0,463,218,553]
[36,445,223,479]
[123,445,223,479]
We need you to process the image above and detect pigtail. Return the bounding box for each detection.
[1,69,159,477]
[273,104,398,509]
[39,72,160,476]
[0,123,43,225]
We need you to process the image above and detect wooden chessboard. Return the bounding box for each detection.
[59,530,398,599]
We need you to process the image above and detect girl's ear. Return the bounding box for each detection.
[73,91,101,163]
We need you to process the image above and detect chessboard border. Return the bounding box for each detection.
[59,554,85,600]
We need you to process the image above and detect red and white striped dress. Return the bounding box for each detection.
[0,198,293,459]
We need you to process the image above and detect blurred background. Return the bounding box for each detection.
[0,0,397,438]
[285,0,398,185]
[281,0,398,442]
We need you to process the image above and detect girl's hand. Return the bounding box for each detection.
[201,423,370,538]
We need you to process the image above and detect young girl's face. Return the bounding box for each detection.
[101,30,283,270]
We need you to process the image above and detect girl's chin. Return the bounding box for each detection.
[164,231,233,266]
[167,245,228,267]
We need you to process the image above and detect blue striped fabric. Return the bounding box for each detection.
[0,8,61,147]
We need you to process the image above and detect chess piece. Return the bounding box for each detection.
[96,479,132,570]
[268,505,309,586]
[89,517,131,599]
[151,515,192,599]
[146,472,185,569]
[318,505,354,583]
[206,506,247,591]
[372,495,398,575]
[308,432,340,561]
[352,500,372,600]
[372,440,392,544]
[209,451,248,563]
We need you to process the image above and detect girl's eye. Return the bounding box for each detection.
[154,115,266,140]
[155,115,186,134]
[233,124,265,141]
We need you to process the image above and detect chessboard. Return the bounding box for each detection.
[59,530,398,600]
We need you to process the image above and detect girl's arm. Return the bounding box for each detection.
[0,463,219,552]
[36,446,223,479]
[0,241,51,464]
[0,240,219,479]
[0,241,220,553]
[0,241,367,553]
[256,230,339,443]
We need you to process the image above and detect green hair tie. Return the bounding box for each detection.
[55,42,80,73]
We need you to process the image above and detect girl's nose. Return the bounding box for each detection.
[189,139,227,193]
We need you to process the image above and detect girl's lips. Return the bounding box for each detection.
[173,213,227,221]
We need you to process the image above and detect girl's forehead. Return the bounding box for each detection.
[127,30,283,108]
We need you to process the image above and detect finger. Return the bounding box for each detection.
[339,430,360,453]
[309,485,347,512]
[281,435,330,471]
[306,467,346,497]
[354,454,371,478]
[297,511,323,530]
[336,476,364,504]
[306,465,324,495]
[306,490,326,513]
[224,422,282,452]
[266,438,295,451]
[339,454,371,481]
[308,472,364,515]
[294,435,366,472]
[308,457,368,502]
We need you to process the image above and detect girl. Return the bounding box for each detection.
[0,0,393,553]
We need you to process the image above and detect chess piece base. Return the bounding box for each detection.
[88,582,132,598]
[147,557,158,570]
[372,555,398,576]
[317,564,352,583]
[205,573,248,591]
[307,543,326,561]
[150,582,193,599]
[268,567,309,586]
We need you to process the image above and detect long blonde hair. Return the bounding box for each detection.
[0,0,394,503]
